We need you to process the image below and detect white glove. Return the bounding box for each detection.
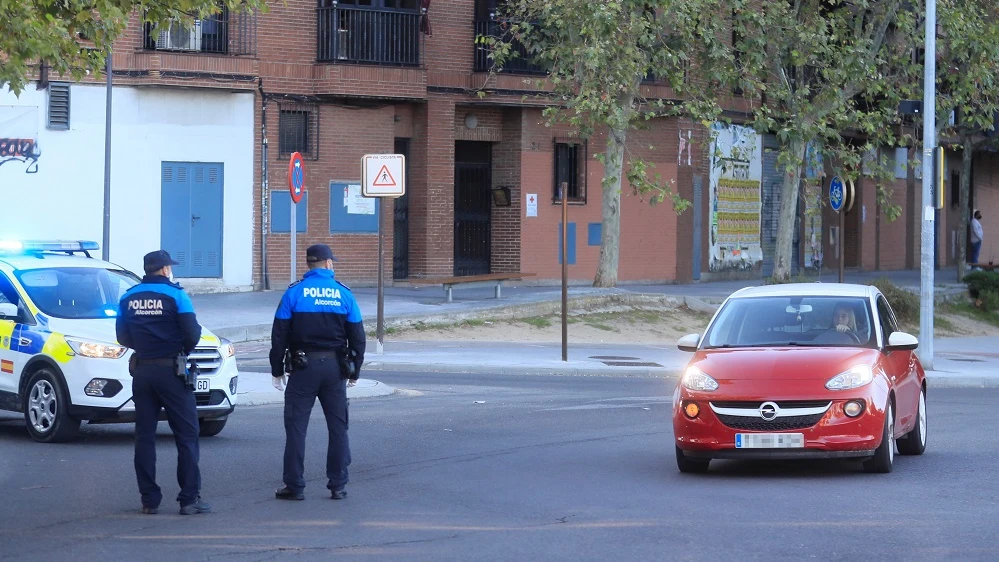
[272,375,288,392]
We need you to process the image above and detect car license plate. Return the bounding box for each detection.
[196,378,210,392]
[735,433,805,449]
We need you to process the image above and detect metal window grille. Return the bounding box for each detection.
[142,5,257,55]
[47,83,71,130]
[278,103,319,160]
[553,139,587,204]
[316,2,421,66]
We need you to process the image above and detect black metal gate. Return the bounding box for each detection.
[393,138,410,280]
[454,141,492,276]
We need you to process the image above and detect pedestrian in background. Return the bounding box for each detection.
[116,250,211,515]
[270,244,365,501]
[970,209,984,268]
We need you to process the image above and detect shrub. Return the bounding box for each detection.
[963,270,999,299]
[977,290,999,312]
[868,277,918,325]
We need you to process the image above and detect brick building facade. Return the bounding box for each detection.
[31,0,998,290]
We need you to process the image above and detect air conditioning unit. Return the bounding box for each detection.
[157,20,203,51]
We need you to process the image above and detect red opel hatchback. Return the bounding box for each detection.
[673,284,927,474]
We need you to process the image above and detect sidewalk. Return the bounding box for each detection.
[190,266,998,404]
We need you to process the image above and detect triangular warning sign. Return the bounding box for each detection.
[372,165,397,187]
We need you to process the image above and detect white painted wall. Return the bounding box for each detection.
[0,84,254,291]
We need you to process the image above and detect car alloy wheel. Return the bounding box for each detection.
[863,402,894,474]
[898,387,927,456]
[23,368,81,443]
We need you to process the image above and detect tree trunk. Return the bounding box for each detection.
[772,139,806,281]
[593,125,627,287]
[958,133,973,282]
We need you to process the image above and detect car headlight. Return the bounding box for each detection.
[65,337,128,359]
[825,365,874,391]
[681,366,719,392]
[220,338,235,358]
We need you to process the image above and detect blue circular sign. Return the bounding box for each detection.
[829,176,844,212]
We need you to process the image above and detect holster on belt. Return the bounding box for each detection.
[338,348,358,380]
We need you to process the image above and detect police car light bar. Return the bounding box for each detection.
[0,240,100,255]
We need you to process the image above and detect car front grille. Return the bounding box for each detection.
[189,346,223,375]
[195,390,227,407]
[711,400,831,409]
[716,413,826,431]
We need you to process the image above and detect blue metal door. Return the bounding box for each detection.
[161,162,224,278]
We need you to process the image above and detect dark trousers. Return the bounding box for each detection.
[283,355,350,493]
[132,363,201,507]
[971,241,983,264]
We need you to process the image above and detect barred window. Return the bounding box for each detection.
[553,139,587,203]
[278,103,319,160]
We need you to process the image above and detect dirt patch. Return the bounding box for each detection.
[380,305,714,345]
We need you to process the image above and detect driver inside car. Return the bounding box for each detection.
[832,303,857,335]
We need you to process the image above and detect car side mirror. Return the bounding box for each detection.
[678,333,701,352]
[886,331,918,351]
[0,302,17,319]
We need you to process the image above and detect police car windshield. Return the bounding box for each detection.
[14,267,140,319]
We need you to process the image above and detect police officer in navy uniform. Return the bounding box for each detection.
[271,244,365,501]
[116,250,211,516]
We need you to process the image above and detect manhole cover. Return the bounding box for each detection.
[589,355,639,361]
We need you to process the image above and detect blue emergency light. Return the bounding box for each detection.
[0,240,100,256]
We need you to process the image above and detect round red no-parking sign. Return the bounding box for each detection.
[288,152,305,204]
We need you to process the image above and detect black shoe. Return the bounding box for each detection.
[275,487,305,501]
[330,489,347,500]
[179,497,212,515]
[141,506,158,515]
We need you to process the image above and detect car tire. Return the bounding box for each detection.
[863,402,894,474]
[23,368,81,443]
[198,417,228,437]
[675,446,710,474]
[897,387,927,456]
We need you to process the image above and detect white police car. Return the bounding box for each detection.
[0,240,238,442]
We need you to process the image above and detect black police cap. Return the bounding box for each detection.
[143,250,180,272]
[306,244,339,263]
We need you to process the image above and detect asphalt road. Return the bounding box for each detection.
[1,372,997,561]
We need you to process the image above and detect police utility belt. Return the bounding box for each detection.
[129,354,201,389]
[285,349,356,379]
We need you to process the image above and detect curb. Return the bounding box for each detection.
[361,361,676,378]
[235,379,396,406]
[926,375,999,389]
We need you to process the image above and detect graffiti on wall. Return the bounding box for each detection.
[709,122,763,272]
[0,106,41,174]
[0,138,41,173]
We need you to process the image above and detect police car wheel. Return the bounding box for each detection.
[198,417,228,437]
[23,368,81,443]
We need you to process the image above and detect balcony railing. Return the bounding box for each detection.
[317,5,420,66]
[473,20,547,75]
[143,7,257,56]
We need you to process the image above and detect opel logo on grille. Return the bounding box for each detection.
[758,401,780,421]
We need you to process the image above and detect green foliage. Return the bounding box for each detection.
[977,290,999,313]
[962,270,999,299]
[0,0,267,94]
[869,278,919,325]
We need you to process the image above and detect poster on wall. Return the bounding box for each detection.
[709,122,763,272]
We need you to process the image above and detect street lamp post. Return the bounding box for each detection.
[919,0,936,369]
[102,50,112,261]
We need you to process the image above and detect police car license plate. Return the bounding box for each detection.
[735,433,805,449]
[196,378,210,392]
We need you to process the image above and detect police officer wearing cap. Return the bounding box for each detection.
[271,244,365,501]
[116,250,211,516]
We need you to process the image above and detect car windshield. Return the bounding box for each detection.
[14,267,140,320]
[702,295,876,349]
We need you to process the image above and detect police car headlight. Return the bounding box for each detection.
[66,337,128,359]
[220,338,235,358]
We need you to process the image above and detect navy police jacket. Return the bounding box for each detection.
[269,268,366,378]
[116,275,202,360]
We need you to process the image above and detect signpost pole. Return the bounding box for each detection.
[561,182,568,363]
[839,205,845,283]
[290,202,297,284]
[377,207,385,355]
[919,0,937,369]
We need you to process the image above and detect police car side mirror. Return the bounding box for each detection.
[0,302,17,319]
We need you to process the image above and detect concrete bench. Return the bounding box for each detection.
[408,273,536,303]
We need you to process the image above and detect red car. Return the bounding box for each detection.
[673,284,927,474]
